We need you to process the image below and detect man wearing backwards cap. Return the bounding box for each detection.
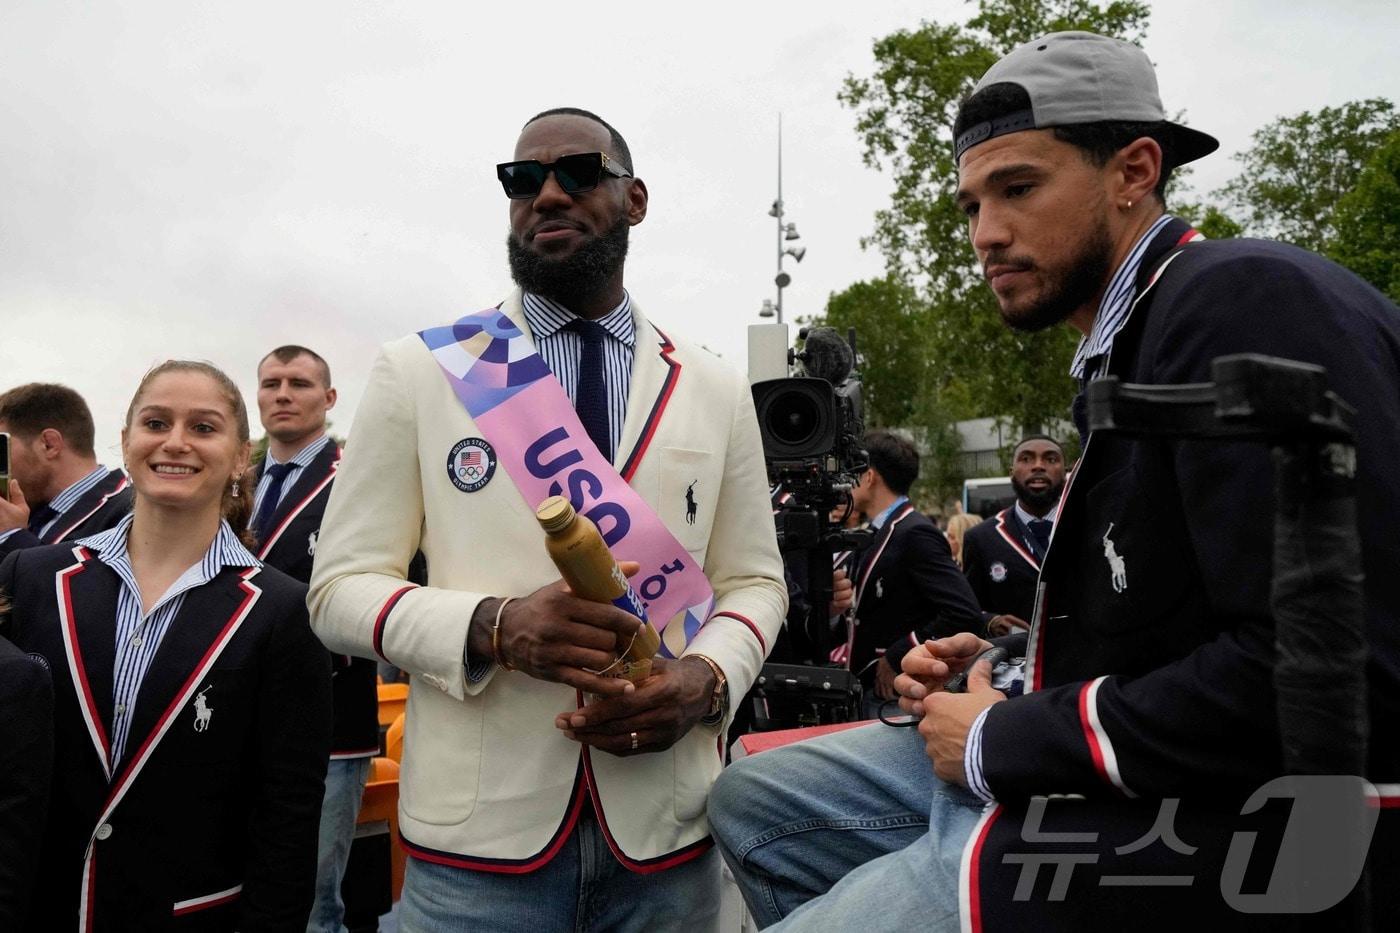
[710,31,1400,929]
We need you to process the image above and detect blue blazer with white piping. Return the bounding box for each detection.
[0,541,330,932]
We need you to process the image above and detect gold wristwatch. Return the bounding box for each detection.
[688,654,729,726]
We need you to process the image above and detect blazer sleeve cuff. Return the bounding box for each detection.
[965,705,996,802]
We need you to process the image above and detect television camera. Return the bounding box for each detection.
[743,325,871,729]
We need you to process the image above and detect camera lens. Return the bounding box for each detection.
[766,392,821,446]
[751,378,838,459]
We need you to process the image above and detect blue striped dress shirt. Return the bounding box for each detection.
[77,513,261,763]
[251,433,332,522]
[521,291,635,460]
[1069,213,1176,379]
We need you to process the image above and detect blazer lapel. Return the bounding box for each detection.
[115,568,261,778]
[497,291,679,483]
[44,470,129,544]
[616,306,681,483]
[998,509,1042,570]
[255,443,340,558]
[57,547,121,779]
[855,504,910,608]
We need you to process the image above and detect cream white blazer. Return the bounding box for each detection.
[308,291,786,869]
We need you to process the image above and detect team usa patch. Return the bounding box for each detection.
[447,437,497,493]
[989,561,1008,582]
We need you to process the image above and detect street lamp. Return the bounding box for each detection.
[759,115,805,324]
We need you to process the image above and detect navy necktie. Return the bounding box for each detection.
[566,318,613,462]
[1028,518,1053,559]
[27,503,59,537]
[253,462,296,544]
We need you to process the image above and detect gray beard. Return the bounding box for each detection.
[507,217,630,310]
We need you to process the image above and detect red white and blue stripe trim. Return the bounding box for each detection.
[74,567,262,932]
[57,547,112,780]
[993,509,1041,571]
[45,469,129,543]
[709,610,766,653]
[958,803,1003,933]
[1078,676,1137,797]
[255,444,340,558]
[372,585,418,664]
[619,324,682,483]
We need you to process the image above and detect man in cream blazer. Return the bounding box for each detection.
[308,108,786,930]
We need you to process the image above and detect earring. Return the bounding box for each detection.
[231,477,241,499]
[1125,199,1134,210]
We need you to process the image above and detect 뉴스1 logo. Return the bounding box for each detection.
[448,438,497,493]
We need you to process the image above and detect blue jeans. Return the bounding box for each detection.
[708,721,985,930]
[398,804,722,932]
[307,755,374,933]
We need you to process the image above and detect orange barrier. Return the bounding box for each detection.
[356,757,406,902]
[377,682,409,729]
[385,713,405,764]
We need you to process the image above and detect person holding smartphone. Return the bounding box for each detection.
[0,383,133,559]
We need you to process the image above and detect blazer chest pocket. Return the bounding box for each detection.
[660,447,715,554]
[1077,466,1197,635]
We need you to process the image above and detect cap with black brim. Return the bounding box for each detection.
[954,31,1219,165]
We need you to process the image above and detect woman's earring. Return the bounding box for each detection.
[231,477,242,499]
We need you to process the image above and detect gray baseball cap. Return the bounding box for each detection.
[954,31,1219,165]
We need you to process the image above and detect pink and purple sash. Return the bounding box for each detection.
[420,308,714,654]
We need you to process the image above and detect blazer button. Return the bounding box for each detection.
[95,823,113,841]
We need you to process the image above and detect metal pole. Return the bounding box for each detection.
[775,113,784,325]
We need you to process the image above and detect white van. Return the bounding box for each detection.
[962,476,1015,518]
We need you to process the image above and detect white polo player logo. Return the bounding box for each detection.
[193,685,214,733]
[308,530,318,557]
[1102,523,1128,594]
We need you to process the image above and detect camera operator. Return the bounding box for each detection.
[832,431,981,716]
[709,30,1399,929]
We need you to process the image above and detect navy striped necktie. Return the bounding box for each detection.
[253,462,296,544]
[566,318,613,462]
[1028,518,1053,559]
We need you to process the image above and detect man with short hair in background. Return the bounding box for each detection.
[960,434,1065,635]
[834,430,982,714]
[250,345,371,933]
[0,383,132,558]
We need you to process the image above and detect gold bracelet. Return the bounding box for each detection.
[491,597,517,671]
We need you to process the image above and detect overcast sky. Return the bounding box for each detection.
[3,0,1397,461]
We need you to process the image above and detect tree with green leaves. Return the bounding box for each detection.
[1327,127,1400,304]
[819,0,1153,503]
[1216,98,1399,254]
[821,275,970,505]
[821,276,930,429]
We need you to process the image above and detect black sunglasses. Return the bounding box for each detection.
[496,152,632,199]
